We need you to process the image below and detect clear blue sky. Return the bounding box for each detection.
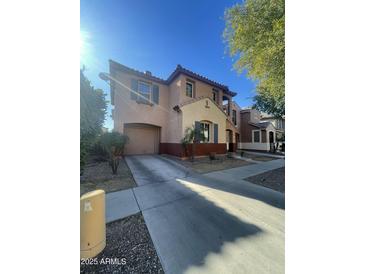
[80,0,256,130]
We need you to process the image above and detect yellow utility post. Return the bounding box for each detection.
[80,189,106,259]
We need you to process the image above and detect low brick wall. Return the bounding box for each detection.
[160,143,227,157]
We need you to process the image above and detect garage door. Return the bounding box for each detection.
[124,124,160,155]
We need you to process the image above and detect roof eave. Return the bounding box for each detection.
[109,59,166,84]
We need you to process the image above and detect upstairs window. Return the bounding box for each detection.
[138,81,151,101]
[131,78,159,105]
[232,109,237,125]
[212,89,218,103]
[186,81,194,98]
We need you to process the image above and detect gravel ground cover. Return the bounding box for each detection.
[80,213,164,274]
[245,167,285,193]
[80,158,136,196]
[165,155,253,174]
[238,152,278,162]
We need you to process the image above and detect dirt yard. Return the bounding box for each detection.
[166,155,253,174]
[245,167,285,193]
[80,158,136,196]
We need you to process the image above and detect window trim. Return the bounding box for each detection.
[186,80,194,98]
[252,130,261,143]
[212,89,218,103]
[138,80,152,101]
[200,122,211,143]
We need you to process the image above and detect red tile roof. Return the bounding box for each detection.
[109,60,237,97]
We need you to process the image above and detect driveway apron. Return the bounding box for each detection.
[125,155,285,274]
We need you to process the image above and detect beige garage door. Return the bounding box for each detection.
[124,124,160,155]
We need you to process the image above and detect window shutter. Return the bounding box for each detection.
[131,79,138,100]
[194,121,201,143]
[152,85,159,104]
[214,124,218,143]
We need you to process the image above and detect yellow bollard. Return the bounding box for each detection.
[80,189,106,259]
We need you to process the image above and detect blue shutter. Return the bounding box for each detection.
[152,85,159,104]
[214,124,218,143]
[194,121,201,143]
[131,79,138,100]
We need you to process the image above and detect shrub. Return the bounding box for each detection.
[89,141,109,162]
[80,69,107,172]
[180,125,207,161]
[99,132,129,174]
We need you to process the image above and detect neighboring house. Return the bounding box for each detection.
[238,108,278,151]
[109,60,240,157]
[260,113,285,132]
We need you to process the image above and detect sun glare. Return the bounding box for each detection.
[80,30,90,64]
[80,36,84,52]
[80,30,100,69]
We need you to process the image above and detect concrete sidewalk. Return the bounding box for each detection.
[204,158,285,181]
[105,189,140,223]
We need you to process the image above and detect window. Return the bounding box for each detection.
[212,89,218,102]
[138,81,151,101]
[232,110,237,125]
[186,81,193,98]
[200,122,210,143]
[253,130,260,143]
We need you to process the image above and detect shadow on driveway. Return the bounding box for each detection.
[126,155,284,274]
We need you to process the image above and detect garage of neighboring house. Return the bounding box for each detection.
[123,123,160,155]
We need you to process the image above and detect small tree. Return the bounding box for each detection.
[224,0,285,118]
[181,125,207,161]
[99,132,129,174]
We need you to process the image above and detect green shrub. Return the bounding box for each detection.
[99,132,129,174]
[80,69,107,172]
[89,140,109,162]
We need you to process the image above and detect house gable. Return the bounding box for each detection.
[180,97,227,143]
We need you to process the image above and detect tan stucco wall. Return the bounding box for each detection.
[226,119,239,143]
[179,77,227,107]
[166,76,183,143]
[112,69,235,145]
[231,101,241,128]
[112,70,170,142]
[181,98,227,143]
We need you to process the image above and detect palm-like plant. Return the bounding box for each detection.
[99,132,129,174]
[181,125,207,161]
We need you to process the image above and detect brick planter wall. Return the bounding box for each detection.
[160,143,227,158]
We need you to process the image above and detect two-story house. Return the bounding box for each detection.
[260,113,285,132]
[238,108,279,151]
[109,60,240,157]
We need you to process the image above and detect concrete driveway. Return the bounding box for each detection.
[125,155,285,274]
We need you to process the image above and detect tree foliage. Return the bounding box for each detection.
[80,69,107,171]
[99,132,129,174]
[224,0,285,118]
